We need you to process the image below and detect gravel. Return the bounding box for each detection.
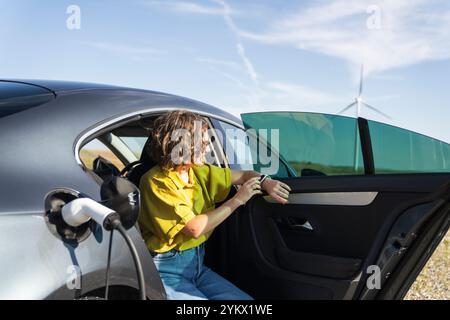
[404,230,449,300]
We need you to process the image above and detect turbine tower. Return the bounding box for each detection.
[337,64,391,171]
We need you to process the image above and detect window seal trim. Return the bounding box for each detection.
[74,107,244,168]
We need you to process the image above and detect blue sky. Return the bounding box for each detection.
[1,0,450,143]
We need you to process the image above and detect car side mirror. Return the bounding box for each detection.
[100,176,140,230]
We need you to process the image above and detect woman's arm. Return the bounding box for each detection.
[232,170,292,205]
[182,170,292,239]
[182,177,261,239]
[231,170,260,185]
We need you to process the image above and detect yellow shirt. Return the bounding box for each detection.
[138,163,232,252]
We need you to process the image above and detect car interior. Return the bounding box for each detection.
[78,111,450,300]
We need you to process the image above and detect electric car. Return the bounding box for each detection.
[0,79,449,300]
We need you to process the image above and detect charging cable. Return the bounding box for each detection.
[105,230,114,299]
[62,198,146,300]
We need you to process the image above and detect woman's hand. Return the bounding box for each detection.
[233,177,263,206]
[262,178,291,204]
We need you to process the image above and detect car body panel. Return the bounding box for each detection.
[0,80,240,299]
[0,213,164,299]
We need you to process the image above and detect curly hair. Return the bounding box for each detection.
[148,110,209,169]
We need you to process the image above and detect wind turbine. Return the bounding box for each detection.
[338,64,391,119]
[337,64,391,171]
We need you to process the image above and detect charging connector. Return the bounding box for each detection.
[62,198,121,230]
[61,197,146,300]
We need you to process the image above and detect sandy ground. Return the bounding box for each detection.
[405,230,449,300]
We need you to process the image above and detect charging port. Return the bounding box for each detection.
[44,188,94,242]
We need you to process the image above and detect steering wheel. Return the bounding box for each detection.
[119,160,142,177]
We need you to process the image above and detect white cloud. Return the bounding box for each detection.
[143,0,233,15]
[143,0,348,111]
[267,81,343,107]
[197,1,339,111]
[239,0,450,77]
[236,43,258,84]
[219,80,347,116]
[211,0,259,86]
[143,0,258,85]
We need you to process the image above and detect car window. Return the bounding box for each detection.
[212,119,294,177]
[0,81,54,119]
[112,118,217,164]
[368,120,450,173]
[79,138,125,171]
[240,112,365,178]
[116,136,148,159]
[212,120,255,171]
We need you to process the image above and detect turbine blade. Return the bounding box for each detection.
[362,102,392,119]
[337,102,357,114]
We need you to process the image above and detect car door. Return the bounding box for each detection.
[211,112,450,300]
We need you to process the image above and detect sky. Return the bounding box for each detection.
[1,0,450,143]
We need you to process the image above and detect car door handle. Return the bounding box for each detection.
[277,217,314,232]
[289,220,314,231]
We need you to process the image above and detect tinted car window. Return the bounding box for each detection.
[368,120,450,173]
[212,120,255,171]
[0,81,54,118]
[213,119,294,177]
[241,112,365,178]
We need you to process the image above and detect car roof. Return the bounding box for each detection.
[0,79,242,125]
[0,79,121,94]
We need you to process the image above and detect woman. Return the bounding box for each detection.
[138,110,291,300]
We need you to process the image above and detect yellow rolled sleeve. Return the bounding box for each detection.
[193,164,232,204]
[166,202,196,242]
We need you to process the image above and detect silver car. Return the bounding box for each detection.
[0,79,449,300]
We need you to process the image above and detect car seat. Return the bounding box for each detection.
[127,137,156,187]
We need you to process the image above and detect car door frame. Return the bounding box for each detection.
[72,107,245,295]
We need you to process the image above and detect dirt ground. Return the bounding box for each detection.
[405,230,449,300]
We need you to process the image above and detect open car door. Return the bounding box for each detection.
[210,112,450,300]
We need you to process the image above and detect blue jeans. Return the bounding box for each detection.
[152,243,253,300]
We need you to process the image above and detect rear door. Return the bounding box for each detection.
[216,112,450,300]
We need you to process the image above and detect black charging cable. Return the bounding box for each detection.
[104,216,146,300]
[105,230,114,299]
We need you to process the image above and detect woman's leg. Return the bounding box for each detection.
[153,247,208,300]
[160,274,208,300]
[195,265,253,300]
